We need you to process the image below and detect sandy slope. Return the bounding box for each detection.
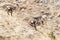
[0,0,60,40]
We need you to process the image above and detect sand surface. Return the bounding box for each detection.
[0,0,60,40]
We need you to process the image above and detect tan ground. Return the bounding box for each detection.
[0,0,60,40]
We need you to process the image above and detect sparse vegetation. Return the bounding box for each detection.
[47,32,57,40]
